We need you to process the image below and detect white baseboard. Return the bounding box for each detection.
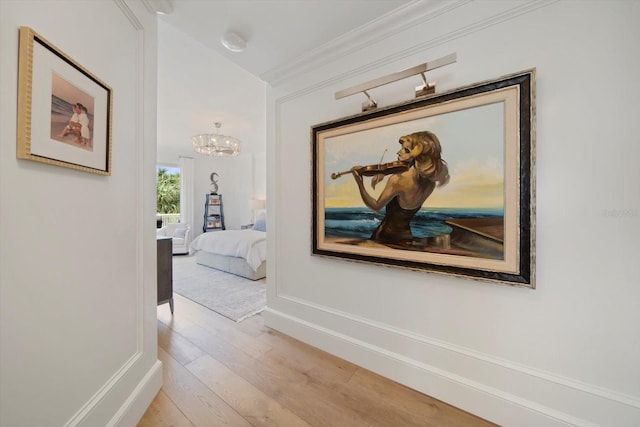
[264,307,639,427]
[64,357,162,427]
[110,360,163,427]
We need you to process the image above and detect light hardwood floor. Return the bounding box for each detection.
[139,294,496,426]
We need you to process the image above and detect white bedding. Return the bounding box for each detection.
[189,229,266,271]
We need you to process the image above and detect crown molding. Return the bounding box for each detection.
[261,0,469,86]
[141,0,173,15]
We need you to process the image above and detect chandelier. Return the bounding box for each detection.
[192,122,241,157]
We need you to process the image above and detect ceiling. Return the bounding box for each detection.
[153,0,412,81]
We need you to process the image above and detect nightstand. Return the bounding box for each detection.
[156,236,173,314]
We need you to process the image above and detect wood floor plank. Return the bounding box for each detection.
[348,368,495,426]
[186,354,312,427]
[157,299,199,334]
[166,294,272,360]
[157,347,252,427]
[141,290,496,427]
[233,310,270,338]
[137,390,194,427]
[158,320,206,366]
[257,348,433,426]
[255,339,432,427]
[175,321,369,426]
[259,324,492,426]
[256,327,359,384]
[159,304,364,426]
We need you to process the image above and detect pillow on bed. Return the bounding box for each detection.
[253,219,266,232]
[253,211,266,232]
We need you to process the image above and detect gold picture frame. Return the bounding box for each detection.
[17,26,113,175]
[312,70,535,287]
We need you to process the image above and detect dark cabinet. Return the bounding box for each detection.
[157,236,173,314]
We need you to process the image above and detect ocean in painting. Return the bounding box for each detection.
[51,95,94,123]
[324,207,503,240]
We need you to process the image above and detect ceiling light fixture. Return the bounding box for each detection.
[221,31,247,53]
[192,122,241,157]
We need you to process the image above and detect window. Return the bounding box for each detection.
[156,165,181,226]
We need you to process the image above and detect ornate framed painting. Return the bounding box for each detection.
[16,26,113,175]
[312,69,535,287]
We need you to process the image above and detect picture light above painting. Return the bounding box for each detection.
[335,53,457,112]
[312,69,536,288]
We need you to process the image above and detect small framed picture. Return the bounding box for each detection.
[16,26,113,175]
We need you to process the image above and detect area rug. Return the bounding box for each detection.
[172,255,266,322]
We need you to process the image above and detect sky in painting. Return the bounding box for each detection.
[323,101,505,209]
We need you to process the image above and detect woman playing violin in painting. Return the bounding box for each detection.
[350,131,449,244]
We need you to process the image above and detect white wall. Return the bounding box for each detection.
[265,1,640,426]
[0,1,160,426]
[157,20,266,234]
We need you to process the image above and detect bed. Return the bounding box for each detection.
[189,228,267,280]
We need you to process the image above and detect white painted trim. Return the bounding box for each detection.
[141,0,173,15]
[264,306,611,427]
[123,0,146,358]
[64,352,142,427]
[276,294,640,410]
[266,95,282,306]
[262,0,558,86]
[109,361,163,427]
[63,2,158,426]
[116,0,144,28]
[261,0,468,85]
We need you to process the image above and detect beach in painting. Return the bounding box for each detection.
[324,206,505,259]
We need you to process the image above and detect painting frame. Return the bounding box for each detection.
[312,69,535,288]
[16,26,113,175]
